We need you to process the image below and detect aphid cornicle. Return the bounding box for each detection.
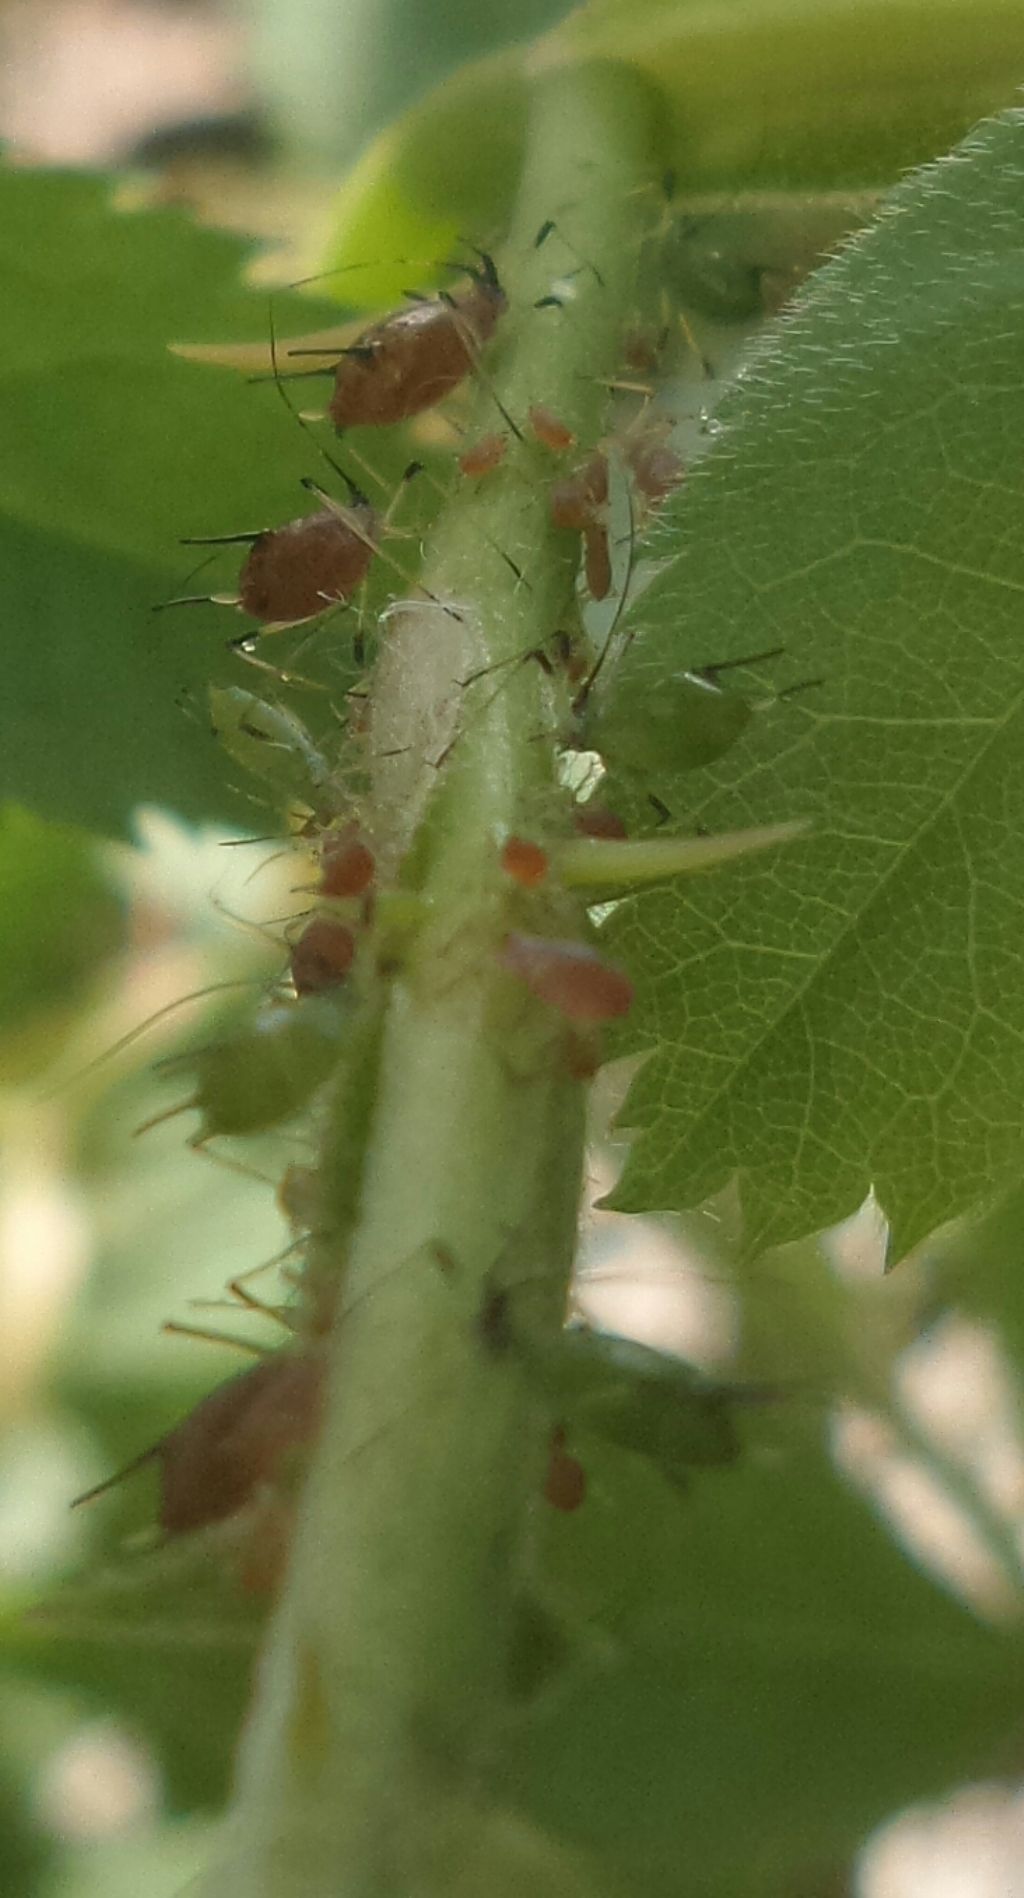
[286,254,506,430]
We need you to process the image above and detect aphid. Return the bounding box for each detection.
[528,405,576,453]
[577,648,787,785]
[549,451,608,532]
[572,804,628,841]
[500,836,549,889]
[290,918,356,996]
[285,254,507,429]
[73,1349,326,1543]
[458,432,507,478]
[319,824,375,898]
[156,488,379,632]
[550,451,612,602]
[209,685,333,812]
[544,1426,586,1513]
[499,934,634,1025]
[145,995,349,1145]
[582,522,612,602]
[538,1326,741,1492]
[625,425,685,507]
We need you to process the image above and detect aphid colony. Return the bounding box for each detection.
[81,241,777,1597]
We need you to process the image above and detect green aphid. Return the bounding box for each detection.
[580,666,754,783]
[532,1325,741,1489]
[160,997,349,1142]
[209,685,331,810]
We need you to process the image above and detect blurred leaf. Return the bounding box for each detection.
[510,1424,1024,1896]
[12,1528,264,1812]
[597,109,1024,1260]
[321,0,1024,304]
[0,170,361,836]
[0,807,124,1077]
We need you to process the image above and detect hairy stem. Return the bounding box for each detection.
[210,61,659,1898]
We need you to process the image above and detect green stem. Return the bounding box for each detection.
[211,62,659,1898]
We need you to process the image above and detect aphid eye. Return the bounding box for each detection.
[290,918,356,996]
[500,836,550,888]
[499,933,633,1025]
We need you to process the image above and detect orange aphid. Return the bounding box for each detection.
[320,826,375,898]
[529,405,576,453]
[572,804,628,840]
[500,835,550,888]
[500,933,634,1024]
[549,451,608,532]
[544,1427,586,1512]
[324,256,507,429]
[458,432,507,478]
[290,917,356,995]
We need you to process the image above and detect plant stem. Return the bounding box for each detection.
[210,61,659,1898]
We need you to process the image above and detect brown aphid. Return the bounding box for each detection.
[549,451,608,532]
[324,254,507,429]
[625,427,685,507]
[290,917,356,995]
[582,522,612,602]
[499,933,634,1025]
[320,825,375,898]
[529,405,576,453]
[572,804,628,841]
[458,432,507,478]
[73,1350,327,1539]
[500,835,549,889]
[544,1427,587,1512]
[158,1350,325,1537]
[238,501,378,626]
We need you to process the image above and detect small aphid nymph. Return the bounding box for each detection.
[458,433,507,478]
[500,836,550,889]
[529,405,576,453]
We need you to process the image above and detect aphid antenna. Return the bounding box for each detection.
[268,305,371,508]
[678,308,715,383]
[180,529,264,548]
[162,1318,271,1357]
[208,891,299,947]
[71,1440,163,1510]
[41,976,268,1099]
[693,646,786,684]
[151,549,234,616]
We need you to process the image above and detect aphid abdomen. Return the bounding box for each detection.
[238,510,375,623]
[159,1350,326,1536]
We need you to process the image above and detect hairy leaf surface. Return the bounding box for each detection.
[603,110,1024,1260]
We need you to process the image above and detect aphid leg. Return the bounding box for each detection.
[162,1319,270,1356]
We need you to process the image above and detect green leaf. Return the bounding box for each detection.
[13,1531,262,1811]
[0,170,356,837]
[602,108,1024,1260]
[320,0,1024,303]
[0,805,124,1076]
[510,1424,1024,1896]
